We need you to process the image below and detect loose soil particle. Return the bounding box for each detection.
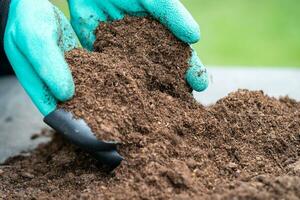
[1,17,300,200]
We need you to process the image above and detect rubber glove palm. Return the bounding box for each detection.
[69,0,209,92]
[4,0,78,116]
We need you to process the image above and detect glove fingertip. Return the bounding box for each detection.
[186,66,209,92]
[182,21,201,44]
[52,77,75,102]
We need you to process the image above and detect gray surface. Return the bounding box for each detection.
[0,76,49,163]
[0,68,299,163]
[194,67,300,105]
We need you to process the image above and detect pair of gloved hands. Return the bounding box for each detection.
[4,0,208,117]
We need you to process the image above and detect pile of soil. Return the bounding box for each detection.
[60,16,194,143]
[1,17,300,199]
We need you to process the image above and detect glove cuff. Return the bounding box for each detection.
[0,0,14,76]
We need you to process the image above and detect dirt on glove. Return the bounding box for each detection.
[1,17,300,200]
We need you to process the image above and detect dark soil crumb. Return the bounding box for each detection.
[31,128,53,140]
[1,17,300,200]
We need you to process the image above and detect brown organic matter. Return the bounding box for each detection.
[60,17,194,143]
[1,17,300,200]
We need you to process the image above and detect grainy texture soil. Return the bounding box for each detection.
[60,17,193,143]
[1,17,300,200]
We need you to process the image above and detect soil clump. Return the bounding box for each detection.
[1,17,300,200]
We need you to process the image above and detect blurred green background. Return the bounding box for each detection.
[51,0,300,67]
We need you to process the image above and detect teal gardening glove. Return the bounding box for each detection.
[68,0,209,92]
[4,0,78,116]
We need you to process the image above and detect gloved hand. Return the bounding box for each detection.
[68,0,209,92]
[4,0,79,116]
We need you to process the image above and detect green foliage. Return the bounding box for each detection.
[51,0,300,67]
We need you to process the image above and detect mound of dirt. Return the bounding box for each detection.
[60,16,195,143]
[0,17,300,200]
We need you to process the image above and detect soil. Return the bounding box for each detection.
[1,17,300,200]
[60,16,193,143]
